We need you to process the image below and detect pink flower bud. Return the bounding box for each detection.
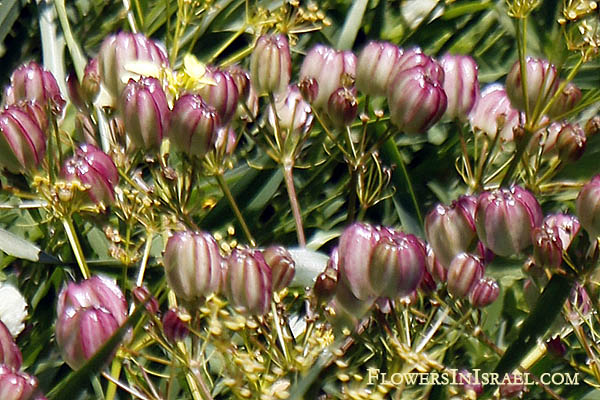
[298,77,319,104]
[198,67,239,125]
[250,34,291,95]
[586,116,600,137]
[439,54,479,121]
[546,335,566,358]
[132,286,159,315]
[556,123,586,162]
[419,269,437,293]
[327,87,358,127]
[5,62,65,112]
[61,144,119,204]
[226,65,250,102]
[299,45,356,109]
[456,369,483,397]
[0,104,46,173]
[0,365,44,400]
[395,48,445,83]
[475,186,543,257]
[388,66,447,133]
[262,246,295,292]
[447,253,484,298]
[314,268,338,305]
[369,230,426,297]
[355,41,403,97]
[268,85,313,139]
[506,57,558,113]
[163,231,223,303]
[548,82,581,118]
[338,223,381,300]
[425,195,478,268]
[532,226,563,268]
[542,213,580,250]
[469,277,500,307]
[214,127,237,155]
[576,175,600,238]
[425,244,447,283]
[0,320,22,369]
[531,121,564,156]
[120,77,169,151]
[82,58,101,105]
[169,94,220,157]
[97,32,168,98]
[469,84,520,142]
[224,248,272,315]
[162,308,189,342]
[499,374,524,399]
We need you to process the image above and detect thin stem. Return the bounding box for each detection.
[283,163,306,247]
[136,232,154,287]
[63,217,90,279]
[208,26,246,64]
[54,0,87,80]
[271,302,290,363]
[500,128,532,187]
[346,166,358,223]
[122,0,139,33]
[397,153,423,225]
[516,18,530,120]
[458,123,474,188]
[214,173,255,246]
[105,358,123,400]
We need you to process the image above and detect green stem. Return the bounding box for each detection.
[208,26,246,64]
[122,0,139,33]
[499,128,532,187]
[54,0,87,80]
[105,358,122,400]
[346,166,359,223]
[282,163,306,247]
[397,151,423,225]
[516,18,530,120]
[271,302,290,363]
[458,123,474,188]
[63,217,90,279]
[214,173,255,246]
[136,232,154,287]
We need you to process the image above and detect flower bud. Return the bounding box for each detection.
[355,41,403,97]
[262,246,296,292]
[198,67,239,125]
[268,85,313,139]
[586,116,600,137]
[120,77,169,151]
[0,105,46,173]
[214,127,237,155]
[532,121,563,156]
[299,45,356,109]
[162,308,189,342]
[556,123,586,162]
[395,48,445,83]
[5,61,65,112]
[475,186,543,257]
[224,248,272,315]
[0,320,22,369]
[456,369,483,397]
[0,365,43,400]
[447,253,484,298]
[56,306,120,370]
[388,66,447,133]
[576,175,600,238]
[132,286,159,315]
[546,335,566,358]
[542,213,580,250]
[469,277,500,307]
[314,268,338,305]
[469,84,520,142]
[532,226,563,268]
[506,57,558,113]
[82,58,101,105]
[548,82,581,118]
[250,34,291,95]
[97,32,169,98]
[499,374,524,399]
[169,94,220,157]
[425,195,478,268]
[425,244,447,283]
[163,231,223,303]
[327,87,358,127]
[298,77,319,104]
[439,54,479,121]
[419,270,437,292]
[61,144,119,204]
[338,223,381,300]
[370,230,426,298]
[226,65,250,102]
[66,72,86,111]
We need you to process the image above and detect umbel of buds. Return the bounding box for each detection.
[0,104,46,173]
[300,45,356,109]
[469,84,520,142]
[505,57,558,114]
[0,320,22,370]
[425,195,478,268]
[198,67,240,125]
[576,175,600,238]
[0,365,45,400]
[224,248,272,315]
[55,276,128,370]
[356,41,402,97]
[447,253,484,298]
[61,144,119,205]
[4,61,65,112]
[439,54,479,121]
[250,34,291,95]
[387,66,447,134]
[475,185,543,257]
[163,231,223,303]
[169,94,220,157]
[262,246,296,292]
[120,77,170,151]
[97,32,169,99]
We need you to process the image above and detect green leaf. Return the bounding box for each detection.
[0,227,53,263]
[336,0,368,50]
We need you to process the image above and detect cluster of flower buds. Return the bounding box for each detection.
[55,276,128,370]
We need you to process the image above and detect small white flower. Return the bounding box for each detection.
[0,282,28,337]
